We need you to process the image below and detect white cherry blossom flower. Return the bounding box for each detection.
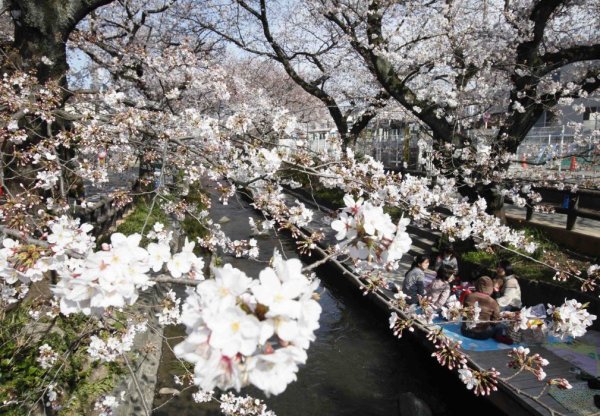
[206,307,261,357]
[147,242,171,272]
[458,367,479,390]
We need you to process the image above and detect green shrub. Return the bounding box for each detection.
[312,188,345,208]
[461,250,498,269]
[113,198,168,247]
[0,304,122,416]
[383,206,406,222]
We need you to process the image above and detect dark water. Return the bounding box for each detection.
[152,193,505,416]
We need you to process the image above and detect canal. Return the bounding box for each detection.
[152,192,505,416]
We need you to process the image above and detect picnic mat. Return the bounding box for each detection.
[434,321,519,351]
[548,383,600,416]
[543,331,600,378]
[433,321,571,352]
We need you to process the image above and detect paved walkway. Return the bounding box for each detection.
[84,168,138,199]
[505,204,600,239]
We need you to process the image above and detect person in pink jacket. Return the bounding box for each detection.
[427,267,453,309]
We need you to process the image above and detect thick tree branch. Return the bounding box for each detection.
[542,44,600,71]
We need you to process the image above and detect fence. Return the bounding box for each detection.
[518,187,600,231]
[516,126,599,173]
[353,129,430,170]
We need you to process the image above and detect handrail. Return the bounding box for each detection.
[512,187,600,231]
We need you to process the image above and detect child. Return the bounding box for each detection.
[427,267,453,309]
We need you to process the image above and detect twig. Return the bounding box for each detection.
[123,353,151,416]
[151,275,202,286]
[0,225,84,259]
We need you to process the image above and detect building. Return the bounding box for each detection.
[304,115,430,170]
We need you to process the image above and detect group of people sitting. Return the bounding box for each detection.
[401,246,521,344]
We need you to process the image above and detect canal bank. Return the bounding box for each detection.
[151,191,504,416]
[278,187,597,416]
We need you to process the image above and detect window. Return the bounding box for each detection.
[583,107,599,121]
[535,111,556,127]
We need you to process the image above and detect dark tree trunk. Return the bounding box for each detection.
[3,0,114,195]
[459,182,507,222]
[481,183,506,222]
[8,0,114,84]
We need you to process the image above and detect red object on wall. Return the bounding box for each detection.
[521,155,528,169]
[569,156,577,171]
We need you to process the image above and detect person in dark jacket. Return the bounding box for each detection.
[461,276,512,344]
[402,254,429,304]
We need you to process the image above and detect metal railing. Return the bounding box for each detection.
[513,187,600,231]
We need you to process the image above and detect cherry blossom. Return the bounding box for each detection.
[167,238,204,278]
[87,321,148,363]
[37,344,59,370]
[147,242,172,273]
[331,194,412,269]
[547,299,597,339]
[157,289,181,326]
[508,347,550,381]
[94,395,123,416]
[0,0,598,410]
[173,251,320,395]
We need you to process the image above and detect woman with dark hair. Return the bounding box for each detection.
[427,267,453,309]
[495,260,522,311]
[402,254,430,304]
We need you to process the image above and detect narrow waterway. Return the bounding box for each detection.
[152,192,505,416]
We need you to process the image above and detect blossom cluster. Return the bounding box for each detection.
[0,239,34,306]
[37,344,60,370]
[219,392,277,416]
[331,194,412,269]
[389,312,415,338]
[250,187,316,237]
[228,239,259,259]
[431,336,467,371]
[437,198,536,253]
[1,238,49,286]
[317,150,535,254]
[44,222,202,315]
[457,367,500,396]
[0,216,204,317]
[174,251,321,396]
[546,299,597,339]
[227,147,283,184]
[93,393,125,416]
[52,233,155,315]
[507,346,550,381]
[157,289,182,326]
[87,321,148,362]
